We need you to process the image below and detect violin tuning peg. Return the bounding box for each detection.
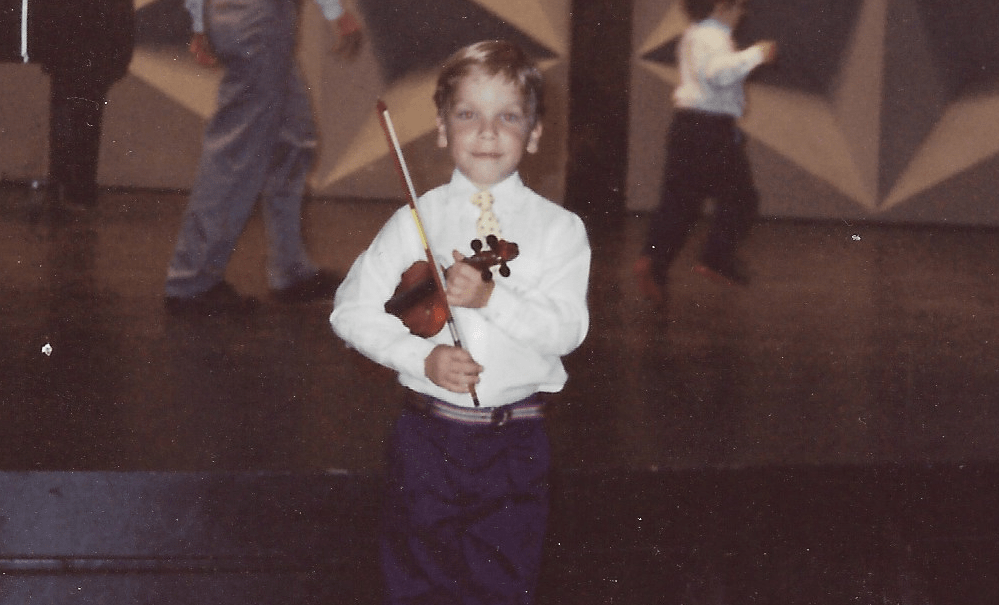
[499,262,511,278]
[485,234,499,249]
[471,239,483,253]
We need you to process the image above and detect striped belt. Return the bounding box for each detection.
[405,392,545,428]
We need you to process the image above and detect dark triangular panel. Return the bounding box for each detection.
[356,0,556,84]
[0,0,22,62]
[750,139,873,221]
[877,155,999,226]
[641,38,679,66]
[880,0,952,204]
[737,0,864,95]
[917,0,999,95]
[135,0,191,46]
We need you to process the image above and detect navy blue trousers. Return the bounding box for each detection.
[644,109,760,283]
[381,407,550,605]
[166,0,319,296]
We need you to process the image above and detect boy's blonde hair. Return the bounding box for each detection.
[433,40,545,127]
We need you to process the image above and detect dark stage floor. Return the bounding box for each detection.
[1,184,998,603]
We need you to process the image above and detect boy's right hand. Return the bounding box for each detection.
[425,345,483,393]
[331,11,363,59]
[189,33,220,67]
[757,40,778,64]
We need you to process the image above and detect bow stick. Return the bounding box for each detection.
[376,99,481,407]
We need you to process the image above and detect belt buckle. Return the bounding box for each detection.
[491,406,512,427]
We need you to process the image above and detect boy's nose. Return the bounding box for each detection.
[478,119,499,137]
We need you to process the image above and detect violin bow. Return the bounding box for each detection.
[376,100,481,407]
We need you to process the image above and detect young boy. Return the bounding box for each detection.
[330,41,590,604]
[635,0,777,302]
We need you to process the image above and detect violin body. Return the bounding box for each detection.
[385,261,449,338]
[385,235,519,337]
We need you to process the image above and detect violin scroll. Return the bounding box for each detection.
[468,235,519,281]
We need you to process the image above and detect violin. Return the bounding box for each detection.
[385,235,519,337]
[377,99,492,406]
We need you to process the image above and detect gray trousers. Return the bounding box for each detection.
[166,0,319,296]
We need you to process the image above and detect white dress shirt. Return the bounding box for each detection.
[331,170,591,408]
[673,18,766,118]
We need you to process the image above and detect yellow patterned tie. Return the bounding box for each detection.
[471,190,500,239]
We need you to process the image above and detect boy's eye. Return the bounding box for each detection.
[454,110,475,120]
[501,113,523,124]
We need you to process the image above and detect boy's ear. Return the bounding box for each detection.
[435,115,448,149]
[526,122,543,154]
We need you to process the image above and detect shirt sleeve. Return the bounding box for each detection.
[184,0,205,33]
[695,29,765,89]
[330,207,439,380]
[479,211,590,357]
[314,0,345,21]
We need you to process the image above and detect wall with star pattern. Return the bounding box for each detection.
[0,0,570,204]
[2,0,998,226]
[629,0,999,225]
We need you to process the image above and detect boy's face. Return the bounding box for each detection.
[436,68,543,190]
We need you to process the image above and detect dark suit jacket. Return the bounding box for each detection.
[1,0,134,86]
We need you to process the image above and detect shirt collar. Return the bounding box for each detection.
[449,170,524,206]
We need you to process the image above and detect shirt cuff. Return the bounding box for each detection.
[388,336,438,380]
[317,0,345,22]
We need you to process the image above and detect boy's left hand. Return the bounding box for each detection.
[445,250,494,308]
[189,33,219,67]
[331,11,363,59]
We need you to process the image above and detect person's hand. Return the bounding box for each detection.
[445,250,494,308]
[425,345,483,393]
[189,33,220,67]
[756,40,778,64]
[332,11,363,59]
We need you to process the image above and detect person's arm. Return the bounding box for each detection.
[330,208,438,380]
[477,212,591,358]
[695,29,769,88]
[184,0,219,66]
[316,0,363,58]
[184,0,206,33]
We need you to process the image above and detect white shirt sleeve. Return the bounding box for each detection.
[184,0,205,33]
[330,206,440,381]
[674,20,766,116]
[696,30,765,89]
[314,0,345,22]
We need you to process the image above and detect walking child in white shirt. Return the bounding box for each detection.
[635,0,777,303]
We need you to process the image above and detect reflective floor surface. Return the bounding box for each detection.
[1,184,998,603]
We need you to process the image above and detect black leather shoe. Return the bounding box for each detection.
[165,282,259,316]
[271,269,342,303]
